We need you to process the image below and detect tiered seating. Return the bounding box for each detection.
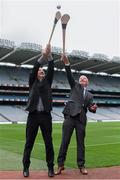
[0,66,29,85]
[0,106,120,123]
[88,107,120,121]
[0,105,28,123]
[0,65,120,123]
[0,66,120,92]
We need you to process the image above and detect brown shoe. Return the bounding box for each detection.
[80,167,88,175]
[55,166,65,175]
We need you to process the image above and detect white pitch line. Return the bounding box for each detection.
[1,137,120,148]
[86,142,120,147]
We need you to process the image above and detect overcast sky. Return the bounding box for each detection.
[0,0,120,58]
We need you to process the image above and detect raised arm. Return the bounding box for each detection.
[45,45,54,87]
[61,55,75,88]
[29,44,52,88]
[29,58,43,89]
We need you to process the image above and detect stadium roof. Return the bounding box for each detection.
[0,39,120,75]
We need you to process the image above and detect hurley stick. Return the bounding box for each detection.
[48,11,61,44]
[61,14,70,55]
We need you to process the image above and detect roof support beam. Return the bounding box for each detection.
[21,54,41,65]
[103,65,120,73]
[0,48,18,61]
[85,61,108,71]
[71,59,89,67]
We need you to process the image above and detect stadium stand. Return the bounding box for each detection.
[0,38,120,123]
[0,105,28,123]
[0,66,29,85]
[87,107,120,121]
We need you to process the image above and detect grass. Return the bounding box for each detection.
[0,122,120,170]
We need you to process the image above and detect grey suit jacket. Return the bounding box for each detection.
[63,65,93,118]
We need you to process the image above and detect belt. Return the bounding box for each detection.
[34,110,47,114]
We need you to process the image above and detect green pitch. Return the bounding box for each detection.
[0,122,120,170]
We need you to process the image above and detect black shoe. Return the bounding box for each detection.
[23,167,29,177]
[48,168,54,177]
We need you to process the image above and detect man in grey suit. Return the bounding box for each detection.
[55,55,97,175]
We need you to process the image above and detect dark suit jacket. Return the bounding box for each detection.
[26,57,54,113]
[63,65,94,119]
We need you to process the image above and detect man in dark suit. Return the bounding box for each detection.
[55,55,97,175]
[22,44,54,177]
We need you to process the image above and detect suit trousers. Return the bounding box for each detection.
[22,111,54,169]
[57,114,86,168]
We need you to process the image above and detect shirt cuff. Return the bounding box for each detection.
[65,63,70,66]
[47,54,53,61]
[37,54,53,63]
[37,55,45,63]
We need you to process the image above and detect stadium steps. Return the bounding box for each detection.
[0,113,12,123]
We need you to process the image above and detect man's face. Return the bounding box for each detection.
[37,68,45,80]
[79,75,88,87]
